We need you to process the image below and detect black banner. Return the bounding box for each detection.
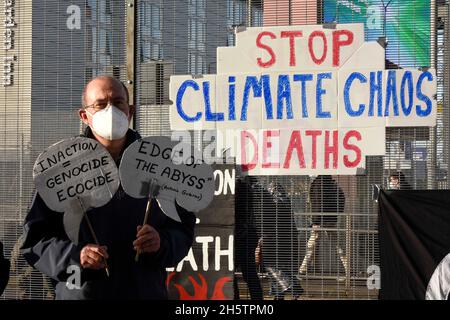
[0,241,9,296]
[167,164,235,300]
[379,190,450,300]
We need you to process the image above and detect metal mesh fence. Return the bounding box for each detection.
[0,0,127,299]
[0,0,447,300]
[135,0,446,300]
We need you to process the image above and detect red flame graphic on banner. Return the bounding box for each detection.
[166,272,232,300]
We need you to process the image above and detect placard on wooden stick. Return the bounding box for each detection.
[119,136,215,222]
[33,137,120,244]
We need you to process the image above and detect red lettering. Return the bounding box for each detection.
[332,29,354,67]
[240,131,258,172]
[343,130,362,168]
[281,31,303,67]
[308,31,327,65]
[305,130,322,169]
[256,31,276,68]
[262,130,280,168]
[283,131,306,169]
[325,130,339,169]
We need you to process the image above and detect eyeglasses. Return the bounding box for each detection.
[83,99,129,112]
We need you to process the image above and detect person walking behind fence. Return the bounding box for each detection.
[260,181,303,299]
[299,175,348,276]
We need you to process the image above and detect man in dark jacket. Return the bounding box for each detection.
[0,241,10,296]
[20,75,195,299]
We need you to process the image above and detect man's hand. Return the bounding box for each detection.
[80,244,108,270]
[133,224,160,255]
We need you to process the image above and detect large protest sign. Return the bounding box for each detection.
[169,23,437,175]
[167,164,235,300]
[119,136,215,222]
[32,137,120,244]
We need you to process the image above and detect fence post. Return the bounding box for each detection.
[126,0,136,128]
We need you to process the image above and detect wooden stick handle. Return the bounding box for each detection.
[135,197,152,262]
[78,197,110,277]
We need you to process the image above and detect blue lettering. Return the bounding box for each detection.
[316,73,332,118]
[240,76,263,121]
[204,82,224,121]
[228,76,236,120]
[400,71,413,116]
[369,71,383,117]
[277,75,293,119]
[176,80,202,122]
[416,71,433,117]
[293,73,313,118]
[262,75,274,120]
[344,72,367,117]
[385,70,399,116]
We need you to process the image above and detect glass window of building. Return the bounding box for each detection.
[139,2,163,62]
[188,0,206,74]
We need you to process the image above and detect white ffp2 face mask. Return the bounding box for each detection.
[87,105,129,140]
